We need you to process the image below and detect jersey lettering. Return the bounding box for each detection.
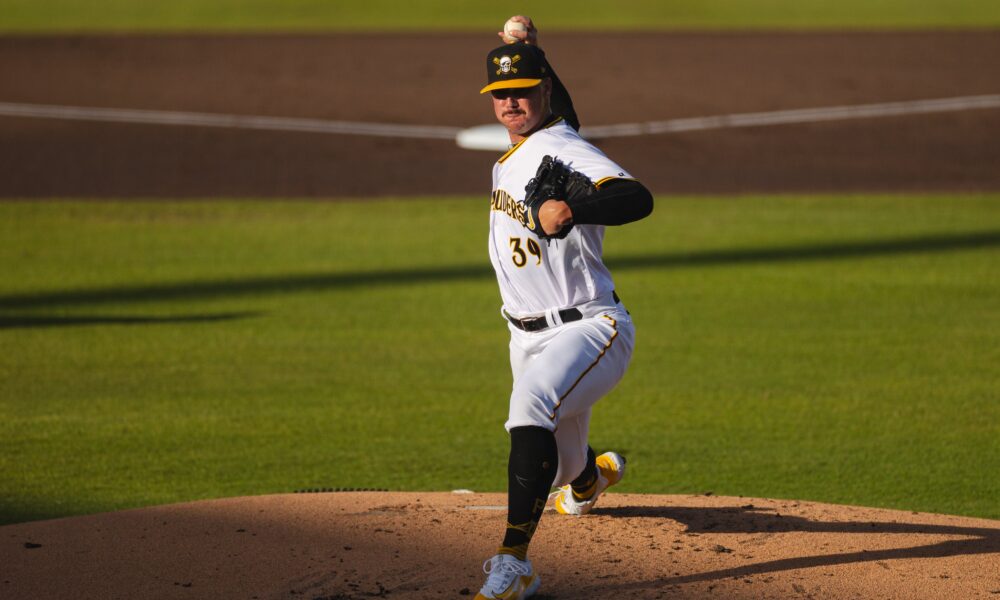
[491,189,534,231]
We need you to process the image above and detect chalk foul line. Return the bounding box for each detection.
[0,94,998,145]
[0,102,462,140]
[580,94,1000,138]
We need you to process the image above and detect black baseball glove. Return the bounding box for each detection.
[523,155,597,240]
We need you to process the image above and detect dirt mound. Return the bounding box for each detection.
[2,492,998,599]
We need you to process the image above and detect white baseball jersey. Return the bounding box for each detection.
[489,117,632,318]
[489,116,638,484]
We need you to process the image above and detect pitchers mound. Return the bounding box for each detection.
[2,492,998,599]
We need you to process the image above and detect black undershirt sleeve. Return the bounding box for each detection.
[567,179,654,226]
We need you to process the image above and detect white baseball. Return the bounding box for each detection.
[503,19,527,43]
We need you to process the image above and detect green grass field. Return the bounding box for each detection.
[1,195,998,525]
[1,0,999,31]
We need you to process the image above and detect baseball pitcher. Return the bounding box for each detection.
[473,16,655,600]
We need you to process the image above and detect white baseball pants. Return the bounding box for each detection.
[504,300,635,487]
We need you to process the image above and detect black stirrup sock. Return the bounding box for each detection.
[570,446,599,500]
[498,425,558,560]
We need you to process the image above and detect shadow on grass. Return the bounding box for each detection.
[0,311,259,330]
[0,502,100,527]
[594,504,1000,590]
[0,230,997,310]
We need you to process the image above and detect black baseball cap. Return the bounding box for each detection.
[479,42,550,94]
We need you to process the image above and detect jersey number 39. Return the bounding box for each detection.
[509,236,542,267]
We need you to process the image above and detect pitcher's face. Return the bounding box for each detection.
[491,79,552,142]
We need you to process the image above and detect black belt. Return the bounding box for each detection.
[506,291,621,332]
[507,307,583,332]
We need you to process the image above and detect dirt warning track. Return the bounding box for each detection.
[2,492,998,599]
[1,31,999,197]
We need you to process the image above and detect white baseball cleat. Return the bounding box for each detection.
[474,553,541,600]
[551,451,626,516]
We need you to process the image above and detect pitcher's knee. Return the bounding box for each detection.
[506,392,558,433]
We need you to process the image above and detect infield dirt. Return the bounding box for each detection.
[1,31,999,197]
[2,491,999,599]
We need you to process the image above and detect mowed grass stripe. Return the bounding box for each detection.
[2,0,1000,31]
[0,195,997,524]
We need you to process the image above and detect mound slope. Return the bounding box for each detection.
[2,492,998,599]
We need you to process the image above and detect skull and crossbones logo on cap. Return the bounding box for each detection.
[493,54,521,75]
